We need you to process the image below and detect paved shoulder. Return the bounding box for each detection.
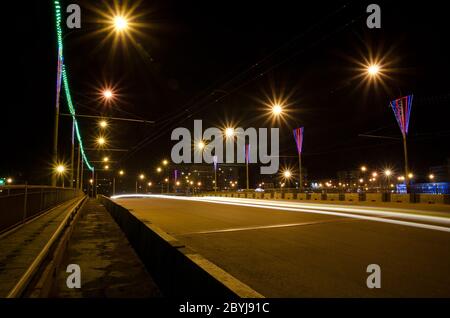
[54,199,161,297]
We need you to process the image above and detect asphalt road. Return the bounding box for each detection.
[114,196,450,297]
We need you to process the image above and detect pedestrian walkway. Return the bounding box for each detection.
[53,199,161,297]
[0,197,83,297]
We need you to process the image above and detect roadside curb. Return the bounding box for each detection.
[99,196,263,298]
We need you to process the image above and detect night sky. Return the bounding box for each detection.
[2,0,450,184]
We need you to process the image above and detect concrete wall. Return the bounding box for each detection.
[254,193,262,199]
[284,193,294,200]
[419,194,445,204]
[263,193,272,199]
[99,197,262,298]
[274,192,282,200]
[246,193,254,199]
[344,193,359,202]
[297,193,309,200]
[390,193,411,203]
[366,193,383,202]
[326,193,340,201]
[310,193,323,201]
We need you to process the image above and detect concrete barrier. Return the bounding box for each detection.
[246,193,254,199]
[310,193,323,201]
[99,197,262,298]
[390,193,411,203]
[274,192,282,200]
[326,193,340,201]
[297,193,309,200]
[232,193,239,198]
[344,193,359,202]
[254,193,262,199]
[284,193,294,200]
[263,193,272,200]
[239,193,246,198]
[419,194,444,204]
[366,193,383,202]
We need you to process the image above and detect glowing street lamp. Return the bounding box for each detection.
[119,170,124,176]
[156,167,162,173]
[224,127,235,138]
[283,170,292,179]
[384,169,392,177]
[372,172,378,178]
[162,159,169,166]
[139,174,145,180]
[147,182,152,186]
[104,165,109,170]
[197,141,205,150]
[99,120,108,128]
[271,104,283,116]
[361,166,367,172]
[103,156,109,162]
[408,173,414,179]
[96,136,106,147]
[429,174,435,180]
[55,164,66,188]
[113,16,128,32]
[103,89,113,99]
[367,64,380,77]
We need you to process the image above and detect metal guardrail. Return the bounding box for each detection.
[0,185,84,233]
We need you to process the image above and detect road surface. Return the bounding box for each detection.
[113,196,450,297]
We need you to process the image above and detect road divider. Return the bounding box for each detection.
[100,196,263,298]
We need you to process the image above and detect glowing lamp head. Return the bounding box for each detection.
[272,104,283,116]
[97,137,106,146]
[429,174,435,180]
[113,16,128,31]
[283,170,292,179]
[197,141,205,150]
[384,169,392,177]
[6,178,13,184]
[99,120,108,128]
[103,89,113,99]
[156,167,162,173]
[139,174,145,180]
[361,166,367,172]
[56,165,65,174]
[225,127,235,138]
[162,159,168,166]
[367,64,380,76]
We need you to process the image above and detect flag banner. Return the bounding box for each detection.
[245,144,250,164]
[293,127,304,154]
[390,95,413,136]
[213,155,218,171]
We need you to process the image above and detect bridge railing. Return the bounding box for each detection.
[0,185,84,233]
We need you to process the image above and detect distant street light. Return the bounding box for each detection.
[99,120,108,128]
[361,166,367,172]
[103,156,109,162]
[119,170,124,176]
[103,89,113,99]
[271,104,283,116]
[6,178,13,184]
[96,136,106,147]
[283,170,292,179]
[104,165,109,170]
[367,64,380,77]
[408,173,414,179]
[55,164,66,188]
[372,172,378,178]
[429,174,435,180]
[224,127,235,138]
[162,159,169,166]
[384,169,392,177]
[139,174,145,180]
[113,16,128,32]
[197,141,205,150]
[156,167,162,173]
[148,182,152,186]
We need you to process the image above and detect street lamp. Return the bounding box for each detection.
[6,178,13,184]
[224,127,235,138]
[99,120,108,128]
[139,174,145,180]
[361,166,367,172]
[103,89,113,99]
[55,164,66,188]
[197,141,205,150]
[104,165,109,170]
[119,170,124,176]
[429,174,435,180]
[367,64,380,77]
[113,16,128,32]
[271,104,283,116]
[103,156,109,162]
[96,136,107,147]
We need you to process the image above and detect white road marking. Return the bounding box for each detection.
[113,194,450,233]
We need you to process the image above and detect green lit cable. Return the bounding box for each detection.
[54,0,93,171]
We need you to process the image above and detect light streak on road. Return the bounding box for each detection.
[111,194,450,232]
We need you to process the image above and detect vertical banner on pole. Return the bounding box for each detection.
[213,156,218,192]
[293,127,304,191]
[390,95,413,193]
[245,145,250,190]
